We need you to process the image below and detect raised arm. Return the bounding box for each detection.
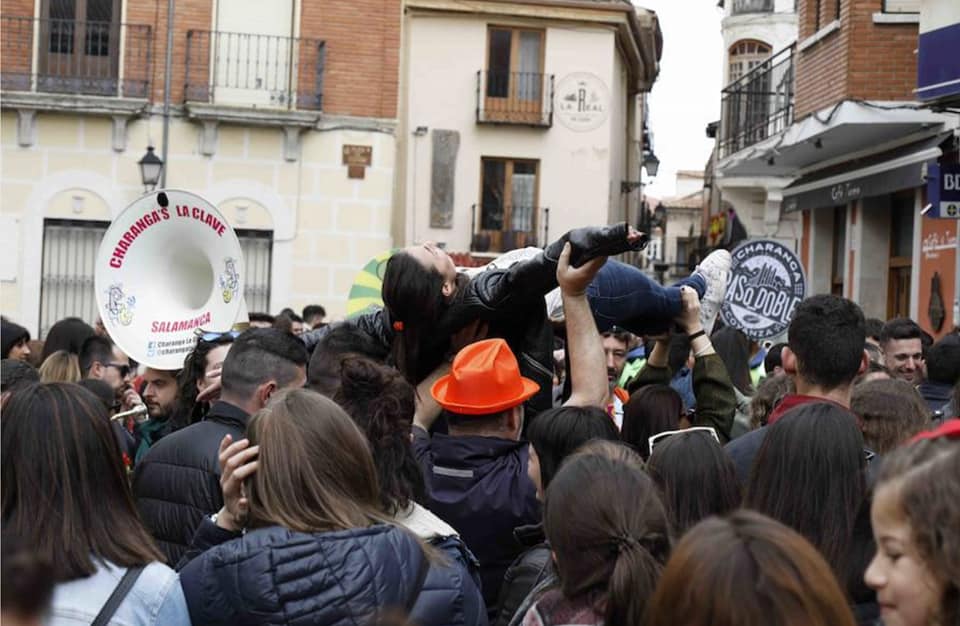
[556,243,609,408]
[675,288,736,441]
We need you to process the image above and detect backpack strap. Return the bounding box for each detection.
[405,550,431,612]
[91,566,145,626]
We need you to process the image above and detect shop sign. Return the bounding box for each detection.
[720,239,807,341]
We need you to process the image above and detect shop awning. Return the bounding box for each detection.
[781,134,947,213]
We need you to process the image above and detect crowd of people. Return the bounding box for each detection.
[1,223,958,626]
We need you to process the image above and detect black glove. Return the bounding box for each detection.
[543,222,648,267]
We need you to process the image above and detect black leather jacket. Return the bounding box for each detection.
[307,224,643,416]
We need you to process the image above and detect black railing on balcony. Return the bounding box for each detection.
[477,71,553,127]
[0,17,152,97]
[470,203,546,253]
[185,29,324,110]
[731,0,775,15]
[719,44,794,159]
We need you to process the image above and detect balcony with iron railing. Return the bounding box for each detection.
[470,203,548,253]
[0,16,152,98]
[719,44,795,159]
[730,0,775,15]
[477,71,554,127]
[185,29,325,110]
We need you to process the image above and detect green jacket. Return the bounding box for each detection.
[627,353,737,442]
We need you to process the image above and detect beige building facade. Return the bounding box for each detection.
[395,0,662,254]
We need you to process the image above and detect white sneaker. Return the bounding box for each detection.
[544,287,564,322]
[694,249,731,334]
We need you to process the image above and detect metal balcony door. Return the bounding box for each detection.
[39,219,108,339]
[39,0,120,95]
[212,0,294,108]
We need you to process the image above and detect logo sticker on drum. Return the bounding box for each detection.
[720,240,807,341]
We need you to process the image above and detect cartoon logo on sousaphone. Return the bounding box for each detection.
[219,257,239,304]
[104,283,136,327]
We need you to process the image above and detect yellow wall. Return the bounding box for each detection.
[0,110,394,334]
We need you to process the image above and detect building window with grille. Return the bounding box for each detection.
[477,157,539,253]
[236,229,273,315]
[39,219,109,338]
[39,0,121,95]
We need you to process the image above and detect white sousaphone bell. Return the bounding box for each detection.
[94,189,248,370]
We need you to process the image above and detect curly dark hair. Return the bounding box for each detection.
[332,356,426,516]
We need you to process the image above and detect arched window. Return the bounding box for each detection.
[728,39,772,83]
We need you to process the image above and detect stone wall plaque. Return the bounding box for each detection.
[343,145,372,179]
[430,130,460,229]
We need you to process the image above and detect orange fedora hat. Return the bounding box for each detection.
[431,338,540,415]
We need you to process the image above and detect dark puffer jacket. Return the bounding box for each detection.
[132,401,249,564]
[179,520,488,626]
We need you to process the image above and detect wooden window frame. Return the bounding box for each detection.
[478,156,541,253]
[484,26,546,124]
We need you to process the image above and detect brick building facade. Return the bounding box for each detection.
[1,0,401,335]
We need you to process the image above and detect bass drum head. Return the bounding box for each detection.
[95,189,244,370]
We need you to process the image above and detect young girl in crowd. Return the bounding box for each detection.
[645,510,858,626]
[178,388,486,626]
[2,383,189,624]
[865,422,960,626]
[851,378,931,454]
[645,429,741,536]
[522,440,670,626]
[380,224,729,413]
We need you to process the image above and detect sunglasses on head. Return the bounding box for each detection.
[196,329,241,343]
[648,426,720,458]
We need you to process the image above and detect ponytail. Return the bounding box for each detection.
[606,533,669,626]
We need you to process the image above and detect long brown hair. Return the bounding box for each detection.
[1,383,164,581]
[644,510,858,626]
[544,441,671,626]
[38,349,81,383]
[244,388,386,532]
[875,436,960,626]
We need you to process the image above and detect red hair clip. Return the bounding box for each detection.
[393,320,404,332]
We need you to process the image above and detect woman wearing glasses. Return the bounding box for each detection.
[173,330,238,429]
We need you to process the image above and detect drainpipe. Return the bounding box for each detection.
[160,0,175,188]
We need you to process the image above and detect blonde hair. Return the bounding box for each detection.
[38,350,81,384]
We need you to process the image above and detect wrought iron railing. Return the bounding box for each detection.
[731,0,775,15]
[0,16,152,97]
[719,44,794,159]
[477,71,554,127]
[185,29,324,110]
[470,203,546,253]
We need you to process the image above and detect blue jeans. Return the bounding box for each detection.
[587,260,706,336]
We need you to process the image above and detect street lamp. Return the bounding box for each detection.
[138,146,164,191]
[643,151,660,178]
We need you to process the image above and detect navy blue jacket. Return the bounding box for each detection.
[179,519,487,626]
[413,428,541,615]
